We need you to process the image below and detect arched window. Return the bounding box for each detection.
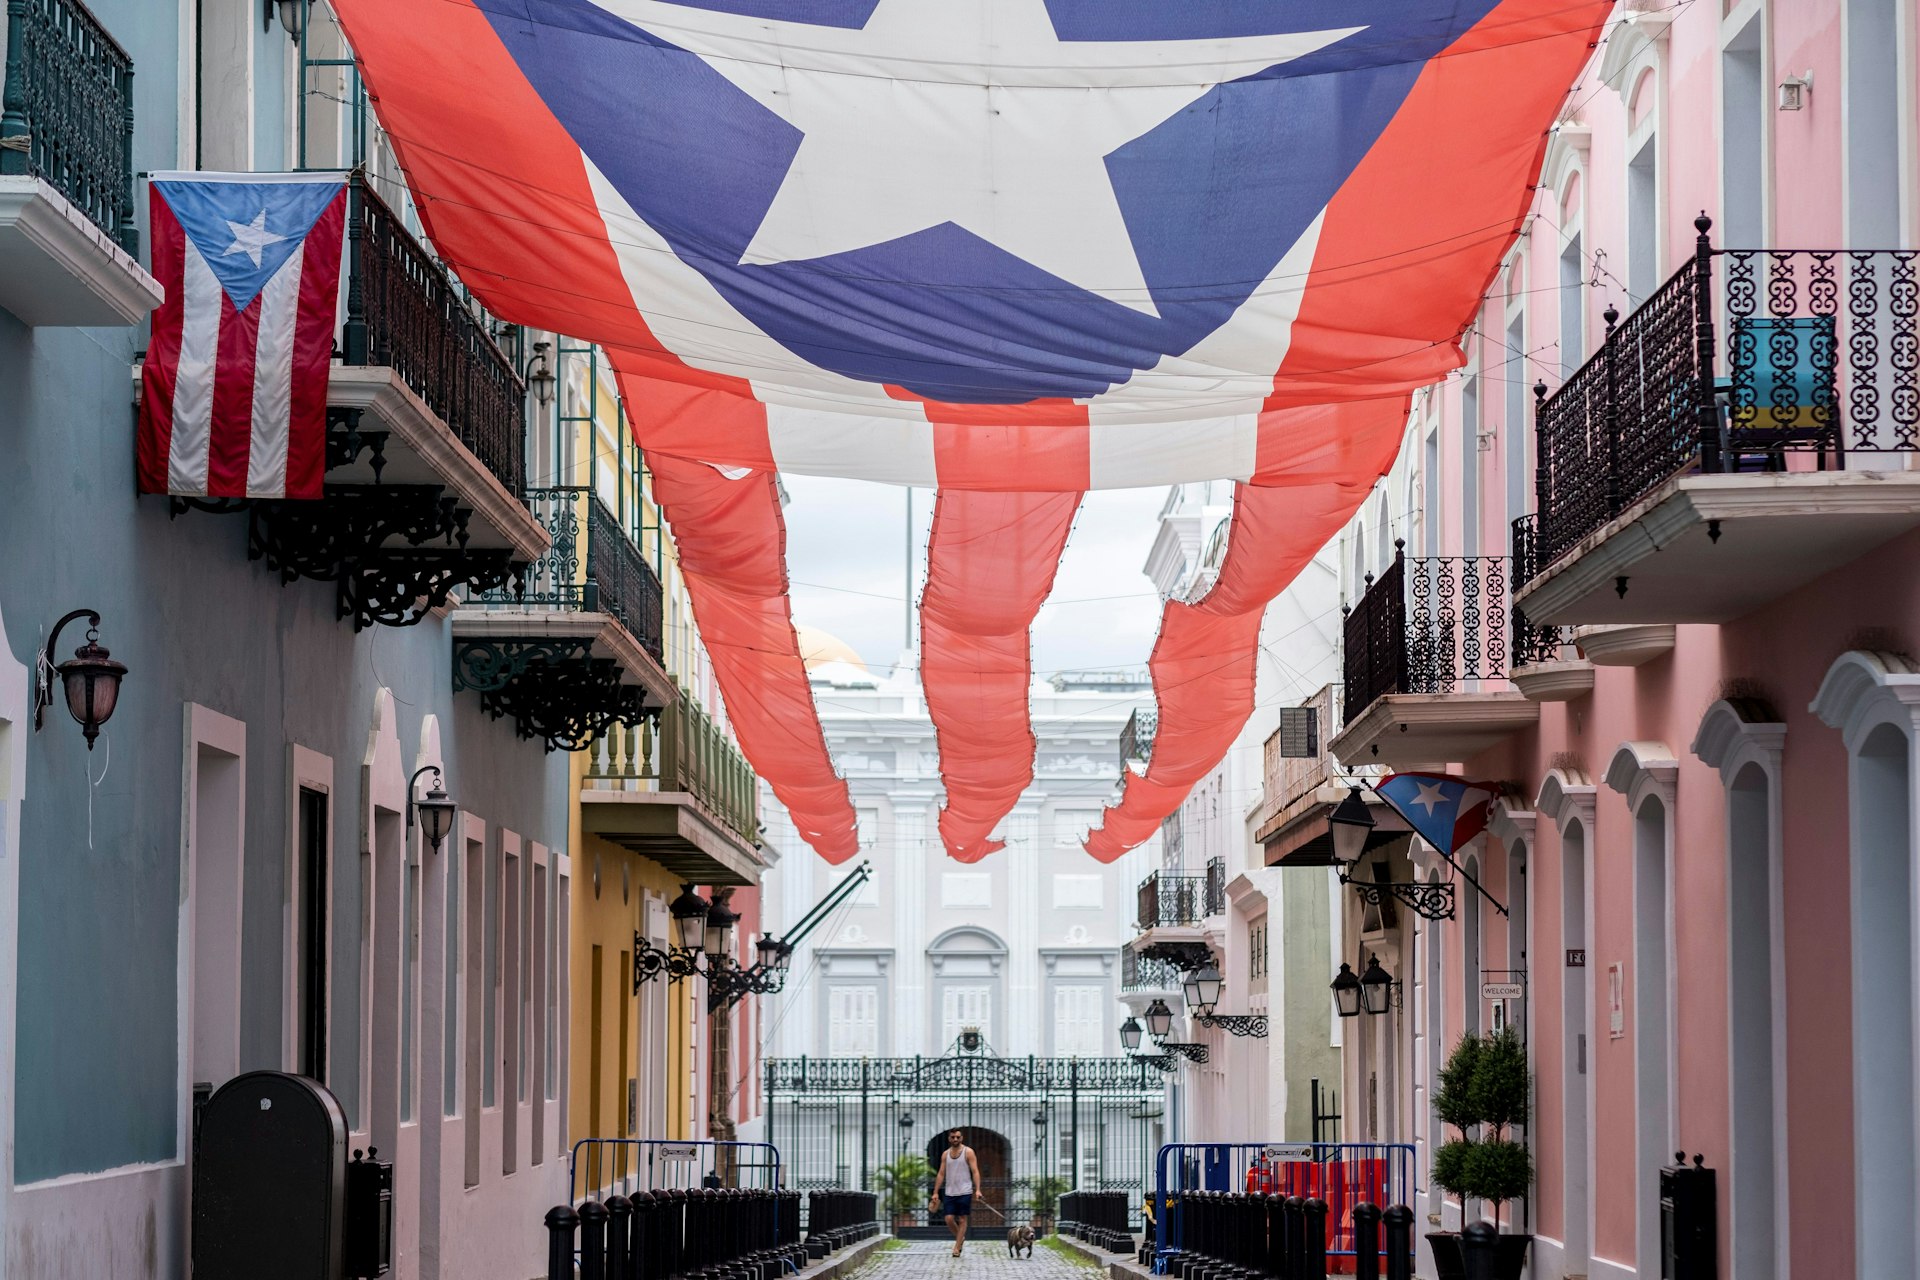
[1693,699,1789,1280]
[927,926,1009,1053]
[1539,766,1597,1278]
[1605,743,1679,1280]
[1812,651,1920,1280]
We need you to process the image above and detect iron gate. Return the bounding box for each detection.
[766,1046,1165,1230]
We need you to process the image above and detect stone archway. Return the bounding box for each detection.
[927,1127,1012,1226]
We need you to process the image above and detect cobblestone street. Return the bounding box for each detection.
[858,1239,1098,1280]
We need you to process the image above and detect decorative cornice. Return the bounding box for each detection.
[1691,698,1786,781]
[1810,650,1920,749]
[1604,740,1680,814]
[1487,796,1536,850]
[1535,767,1598,834]
[1598,11,1675,94]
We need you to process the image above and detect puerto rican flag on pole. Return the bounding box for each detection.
[1375,772,1497,859]
[138,172,348,501]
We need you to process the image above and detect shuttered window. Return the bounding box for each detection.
[828,985,879,1057]
[941,985,991,1047]
[1053,985,1105,1057]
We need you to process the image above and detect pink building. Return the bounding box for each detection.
[1302,4,1920,1279]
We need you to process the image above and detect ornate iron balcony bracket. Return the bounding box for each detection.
[633,933,703,993]
[1129,1053,1176,1074]
[707,960,786,1014]
[454,637,654,751]
[1158,1041,1209,1065]
[1137,941,1214,975]
[1341,872,1457,921]
[1194,1014,1268,1038]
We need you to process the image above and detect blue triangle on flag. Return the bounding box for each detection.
[154,177,345,312]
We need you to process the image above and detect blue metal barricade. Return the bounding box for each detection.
[1151,1141,1416,1270]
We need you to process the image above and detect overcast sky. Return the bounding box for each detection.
[782,477,1169,677]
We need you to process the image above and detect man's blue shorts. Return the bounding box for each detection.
[942,1194,973,1219]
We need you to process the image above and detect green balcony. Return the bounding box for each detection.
[0,0,156,324]
[583,688,765,887]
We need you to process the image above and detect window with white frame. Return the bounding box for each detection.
[941,985,991,1046]
[828,985,880,1057]
[1052,985,1106,1057]
[1052,874,1103,910]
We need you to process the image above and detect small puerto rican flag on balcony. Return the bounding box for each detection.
[1376,773,1497,858]
[138,172,348,500]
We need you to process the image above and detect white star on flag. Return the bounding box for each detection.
[599,0,1359,316]
[221,209,287,268]
[1410,781,1448,814]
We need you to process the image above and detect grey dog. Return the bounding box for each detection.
[1006,1224,1036,1258]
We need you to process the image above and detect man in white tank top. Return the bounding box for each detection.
[932,1128,981,1255]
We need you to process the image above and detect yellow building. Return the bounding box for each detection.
[519,340,770,1181]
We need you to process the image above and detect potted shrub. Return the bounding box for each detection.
[1427,1027,1534,1280]
[875,1154,934,1232]
[1017,1173,1071,1237]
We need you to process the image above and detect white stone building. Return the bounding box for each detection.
[759,640,1159,1062]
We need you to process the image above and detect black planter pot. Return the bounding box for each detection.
[1425,1230,1532,1280]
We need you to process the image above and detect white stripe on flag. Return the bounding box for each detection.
[168,239,221,496]
[764,404,938,485]
[1088,414,1259,489]
[247,245,306,497]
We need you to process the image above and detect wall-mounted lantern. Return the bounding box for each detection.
[406,765,457,853]
[35,609,127,750]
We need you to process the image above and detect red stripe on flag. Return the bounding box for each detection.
[207,290,260,498]
[286,190,347,500]
[930,422,1090,490]
[137,194,186,495]
[637,445,860,864]
[921,489,1081,860]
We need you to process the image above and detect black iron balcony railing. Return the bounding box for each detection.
[1136,870,1210,931]
[1530,214,1920,574]
[342,174,525,498]
[1204,856,1226,917]
[0,0,135,252]
[1121,948,1181,993]
[1508,515,1570,667]
[586,689,760,843]
[1119,706,1157,769]
[486,486,665,661]
[1341,544,1520,726]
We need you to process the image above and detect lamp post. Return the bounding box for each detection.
[1118,1017,1144,1053]
[670,884,712,952]
[1328,785,1375,868]
[1330,963,1363,1019]
[406,765,456,853]
[35,609,127,750]
[704,891,739,964]
[1143,999,1174,1041]
[1360,955,1399,1015]
[1183,964,1223,1017]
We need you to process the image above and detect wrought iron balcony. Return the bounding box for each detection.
[1522,216,1920,624]
[0,0,136,252]
[341,174,524,500]
[1119,706,1157,771]
[586,688,760,844]
[454,487,673,750]
[1121,948,1181,993]
[1331,542,1542,767]
[1136,870,1210,931]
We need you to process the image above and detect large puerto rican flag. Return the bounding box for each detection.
[139,172,347,501]
[328,0,1609,864]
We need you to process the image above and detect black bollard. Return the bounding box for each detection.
[1283,1197,1306,1280]
[1460,1222,1498,1280]
[547,1204,580,1280]
[608,1196,633,1280]
[1381,1205,1414,1280]
[1301,1199,1328,1280]
[581,1199,610,1280]
[1350,1203,1381,1280]
[1263,1194,1288,1280]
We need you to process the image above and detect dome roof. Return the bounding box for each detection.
[795,624,867,674]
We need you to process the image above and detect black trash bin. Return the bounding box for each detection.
[192,1071,348,1280]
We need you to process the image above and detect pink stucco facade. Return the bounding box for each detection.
[1314,4,1920,1279]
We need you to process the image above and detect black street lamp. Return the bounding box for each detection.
[1330,962,1363,1019]
[406,765,457,853]
[1143,999,1174,1040]
[1183,964,1224,1017]
[1118,1016,1144,1053]
[703,892,740,962]
[35,609,127,750]
[1328,785,1376,868]
[669,884,711,952]
[1360,955,1397,1016]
